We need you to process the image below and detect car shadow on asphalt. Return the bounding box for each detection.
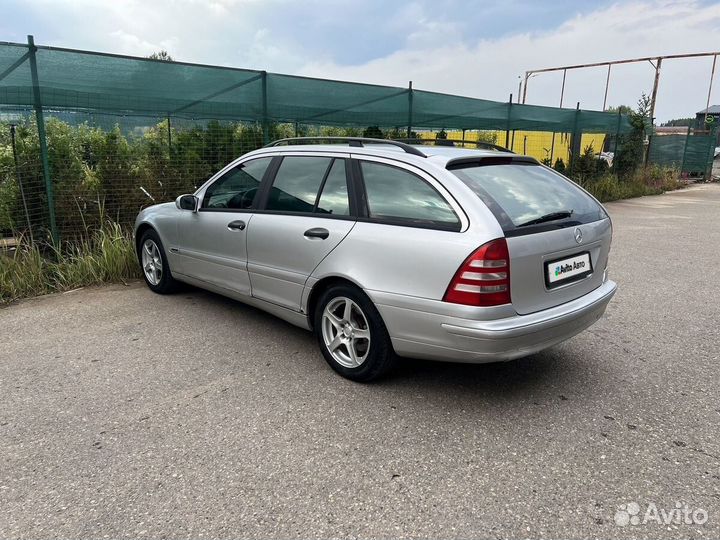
[386,352,581,399]
[185,286,591,402]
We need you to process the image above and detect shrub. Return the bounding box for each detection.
[576,175,651,202]
[636,163,683,191]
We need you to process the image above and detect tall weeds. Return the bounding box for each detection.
[576,165,685,203]
[0,222,139,305]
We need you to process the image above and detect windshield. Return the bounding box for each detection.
[449,161,606,232]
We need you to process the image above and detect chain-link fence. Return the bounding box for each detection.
[0,38,716,243]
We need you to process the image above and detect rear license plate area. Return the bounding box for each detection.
[545,252,593,288]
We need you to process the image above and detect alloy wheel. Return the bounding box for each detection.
[141,239,163,286]
[321,296,371,368]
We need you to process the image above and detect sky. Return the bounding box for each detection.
[2,0,720,121]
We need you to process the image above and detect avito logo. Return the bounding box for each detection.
[555,260,586,277]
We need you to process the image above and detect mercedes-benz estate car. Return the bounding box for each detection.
[135,137,617,381]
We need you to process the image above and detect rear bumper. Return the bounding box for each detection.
[371,280,617,363]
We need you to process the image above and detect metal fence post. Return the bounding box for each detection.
[569,102,581,174]
[704,126,716,180]
[506,93,513,150]
[407,80,413,138]
[679,130,690,175]
[261,71,269,145]
[27,35,58,243]
[613,110,622,155]
[166,115,172,156]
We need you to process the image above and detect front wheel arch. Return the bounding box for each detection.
[137,227,179,294]
[135,223,155,258]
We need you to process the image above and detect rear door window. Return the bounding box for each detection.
[316,160,350,216]
[264,156,351,216]
[266,156,331,213]
[359,161,460,230]
[448,160,606,233]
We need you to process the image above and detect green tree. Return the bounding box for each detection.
[147,50,174,61]
[661,117,694,127]
[386,127,418,140]
[476,131,498,145]
[362,126,384,138]
[613,94,650,178]
[606,105,634,115]
[96,126,142,225]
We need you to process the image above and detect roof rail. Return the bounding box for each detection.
[264,137,427,157]
[392,138,514,153]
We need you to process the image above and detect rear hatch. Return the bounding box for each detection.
[448,156,611,315]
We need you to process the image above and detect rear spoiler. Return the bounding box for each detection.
[446,155,540,170]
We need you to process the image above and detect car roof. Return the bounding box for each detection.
[245,143,517,168]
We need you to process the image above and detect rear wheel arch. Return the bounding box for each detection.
[311,280,396,381]
[306,276,366,329]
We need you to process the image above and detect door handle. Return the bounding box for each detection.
[304,227,329,240]
[227,220,246,231]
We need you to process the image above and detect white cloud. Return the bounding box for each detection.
[11,0,305,70]
[109,30,165,57]
[7,0,719,121]
[298,1,720,121]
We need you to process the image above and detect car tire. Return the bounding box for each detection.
[138,229,179,294]
[314,284,396,382]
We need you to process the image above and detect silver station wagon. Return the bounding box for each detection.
[135,138,617,381]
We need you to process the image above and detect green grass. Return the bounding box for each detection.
[576,165,684,203]
[0,222,140,305]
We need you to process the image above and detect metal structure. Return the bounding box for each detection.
[521,52,720,122]
[27,35,58,243]
[520,52,720,177]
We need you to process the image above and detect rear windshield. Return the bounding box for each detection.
[449,161,606,234]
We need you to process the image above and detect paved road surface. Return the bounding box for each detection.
[2,184,719,539]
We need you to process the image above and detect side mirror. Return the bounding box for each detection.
[176,194,198,212]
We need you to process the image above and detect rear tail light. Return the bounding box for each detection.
[443,238,511,306]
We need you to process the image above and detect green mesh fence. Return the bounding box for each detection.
[648,135,687,168]
[647,133,717,174]
[1,41,636,132]
[681,134,717,173]
[0,39,715,242]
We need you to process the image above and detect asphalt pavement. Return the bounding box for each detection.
[2,184,719,539]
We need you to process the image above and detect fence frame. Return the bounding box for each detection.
[5,37,716,242]
[27,35,58,242]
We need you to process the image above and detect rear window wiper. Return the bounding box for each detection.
[516,210,573,227]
